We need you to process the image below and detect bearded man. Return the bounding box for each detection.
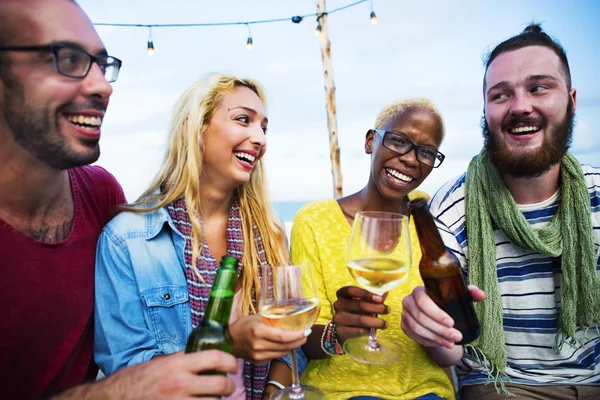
[401,24,600,400]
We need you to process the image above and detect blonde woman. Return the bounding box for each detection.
[94,73,307,399]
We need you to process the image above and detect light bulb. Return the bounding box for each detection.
[246,37,253,50]
[147,39,155,55]
[315,24,322,35]
[370,11,377,24]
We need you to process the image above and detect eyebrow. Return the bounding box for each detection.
[231,106,268,124]
[527,74,559,83]
[487,74,560,94]
[52,40,108,56]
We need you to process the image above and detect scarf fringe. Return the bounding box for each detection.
[553,326,600,353]
[465,344,513,397]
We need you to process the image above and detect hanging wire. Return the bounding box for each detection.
[93,0,372,53]
[94,0,368,29]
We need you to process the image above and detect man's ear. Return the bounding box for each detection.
[365,129,374,154]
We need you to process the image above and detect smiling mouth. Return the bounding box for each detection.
[385,167,414,185]
[508,125,541,135]
[66,115,102,132]
[234,151,256,164]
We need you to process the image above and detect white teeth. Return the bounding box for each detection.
[385,168,413,183]
[67,115,102,127]
[234,152,256,163]
[509,126,540,134]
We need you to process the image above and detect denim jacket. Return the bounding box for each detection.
[94,204,310,379]
[94,206,193,375]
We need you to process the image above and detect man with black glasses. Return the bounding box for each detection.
[0,0,237,398]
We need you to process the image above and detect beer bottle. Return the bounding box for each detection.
[185,255,238,373]
[409,198,480,344]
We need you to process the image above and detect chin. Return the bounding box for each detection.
[380,185,410,201]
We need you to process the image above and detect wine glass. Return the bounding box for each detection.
[259,263,323,400]
[345,211,412,364]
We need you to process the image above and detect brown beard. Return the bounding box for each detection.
[2,79,102,170]
[481,97,574,178]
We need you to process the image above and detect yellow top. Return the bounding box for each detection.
[290,195,455,400]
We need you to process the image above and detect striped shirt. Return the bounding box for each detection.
[429,164,600,388]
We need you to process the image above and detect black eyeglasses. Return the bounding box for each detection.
[0,44,122,83]
[373,128,445,168]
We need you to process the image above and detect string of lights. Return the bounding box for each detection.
[94,0,377,55]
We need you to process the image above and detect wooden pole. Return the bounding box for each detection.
[316,0,343,198]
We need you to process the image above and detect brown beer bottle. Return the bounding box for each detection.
[408,197,480,344]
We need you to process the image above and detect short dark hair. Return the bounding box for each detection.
[483,23,572,90]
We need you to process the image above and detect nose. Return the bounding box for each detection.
[249,123,267,148]
[81,62,113,99]
[509,90,533,116]
[398,146,419,167]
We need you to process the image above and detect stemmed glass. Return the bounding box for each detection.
[259,263,323,400]
[345,211,412,364]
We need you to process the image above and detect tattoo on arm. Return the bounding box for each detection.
[31,220,73,243]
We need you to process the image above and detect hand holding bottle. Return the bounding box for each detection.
[229,315,308,365]
[401,285,485,349]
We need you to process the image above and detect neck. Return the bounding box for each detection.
[502,163,561,205]
[340,184,409,221]
[198,177,235,218]
[361,183,409,215]
[0,138,70,216]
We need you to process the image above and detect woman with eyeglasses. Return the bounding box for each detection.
[264,99,455,400]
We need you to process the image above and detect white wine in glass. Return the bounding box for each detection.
[345,211,412,364]
[347,256,410,296]
[260,298,320,331]
[259,264,323,400]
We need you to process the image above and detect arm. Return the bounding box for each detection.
[94,228,163,374]
[401,188,482,367]
[52,350,237,400]
[262,359,294,399]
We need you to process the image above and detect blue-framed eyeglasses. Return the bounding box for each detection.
[0,44,122,83]
[373,128,445,168]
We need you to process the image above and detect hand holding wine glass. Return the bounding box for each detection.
[345,211,411,364]
[259,263,323,400]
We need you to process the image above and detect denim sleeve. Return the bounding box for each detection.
[277,347,308,374]
[94,228,163,375]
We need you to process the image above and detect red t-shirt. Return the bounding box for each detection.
[0,165,125,399]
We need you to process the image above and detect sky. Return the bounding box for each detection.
[79,0,600,202]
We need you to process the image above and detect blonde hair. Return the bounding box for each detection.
[374,97,445,140]
[124,72,288,316]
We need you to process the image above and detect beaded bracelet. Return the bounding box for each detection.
[320,320,344,356]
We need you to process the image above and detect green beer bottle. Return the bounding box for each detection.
[185,255,238,374]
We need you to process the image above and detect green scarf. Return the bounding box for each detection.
[464,150,600,393]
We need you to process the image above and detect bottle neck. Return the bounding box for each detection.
[203,266,237,326]
[410,203,446,260]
